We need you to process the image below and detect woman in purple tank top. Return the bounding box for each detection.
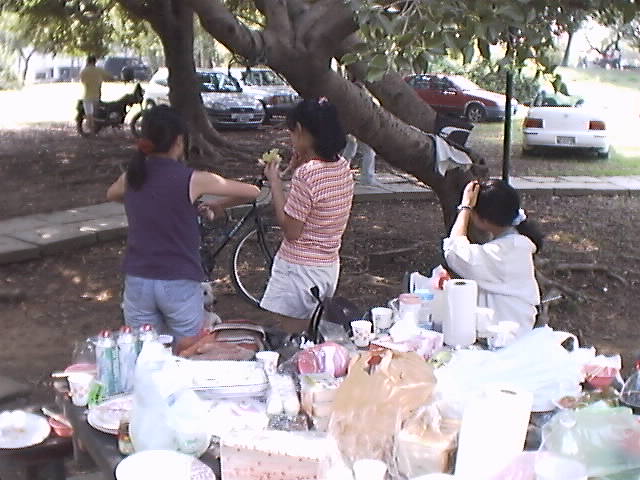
[106,106,259,352]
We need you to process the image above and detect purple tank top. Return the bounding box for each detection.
[122,156,204,282]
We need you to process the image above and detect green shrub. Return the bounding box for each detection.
[0,66,20,90]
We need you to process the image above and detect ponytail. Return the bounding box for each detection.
[125,105,188,190]
[126,150,147,190]
[516,219,544,253]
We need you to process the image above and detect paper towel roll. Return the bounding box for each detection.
[443,279,477,347]
[455,385,533,480]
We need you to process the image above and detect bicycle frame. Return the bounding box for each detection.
[199,179,277,280]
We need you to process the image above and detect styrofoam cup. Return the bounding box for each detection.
[68,372,94,407]
[371,307,394,330]
[255,351,280,375]
[353,459,387,480]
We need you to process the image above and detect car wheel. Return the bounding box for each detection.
[466,104,486,123]
[522,145,537,156]
[596,148,610,159]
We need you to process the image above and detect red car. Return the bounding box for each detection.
[405,74,518,122]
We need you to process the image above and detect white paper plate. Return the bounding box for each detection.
[115,450,216,480]
[0,411,51,449]
[87,394,133,435]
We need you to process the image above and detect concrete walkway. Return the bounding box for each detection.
[1,173,639,266]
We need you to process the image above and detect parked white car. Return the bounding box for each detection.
[228,67,300,122]
[522,91,610,158]
[144,68,265,128]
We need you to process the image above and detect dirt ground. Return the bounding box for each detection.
[1,124,640,402]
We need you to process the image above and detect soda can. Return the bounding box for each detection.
[95,330,119,397]
[117,326,137,394]
[136,323,157,354]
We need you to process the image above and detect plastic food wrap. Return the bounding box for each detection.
[296,342,351,377]
[540,404,640,478]
[395,403,460,478]
[329,350,435,473]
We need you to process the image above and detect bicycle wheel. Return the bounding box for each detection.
[231,224,282,307]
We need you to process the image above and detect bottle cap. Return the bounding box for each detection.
[99,329,111,338]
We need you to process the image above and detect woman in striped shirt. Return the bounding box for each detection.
[261,98,355,321]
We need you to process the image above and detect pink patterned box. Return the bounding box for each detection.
[221,430,333,480]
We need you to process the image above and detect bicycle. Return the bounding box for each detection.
[198,178,282,307]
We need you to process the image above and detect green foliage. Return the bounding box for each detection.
[342,0,638,83]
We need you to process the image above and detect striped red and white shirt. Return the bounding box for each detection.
[278,157,354,266]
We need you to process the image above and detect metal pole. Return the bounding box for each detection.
[502,70,514,182]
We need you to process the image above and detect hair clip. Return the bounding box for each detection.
[318,97,329,105]
[137,138,154,155]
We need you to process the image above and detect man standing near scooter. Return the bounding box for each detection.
[80,55,113,135]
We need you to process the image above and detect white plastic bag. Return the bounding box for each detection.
[129,341,210,456]
[434,327,594,415]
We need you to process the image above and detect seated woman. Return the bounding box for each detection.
[260,98,354,323]
[443,180,544,334]
[106,105,260,352]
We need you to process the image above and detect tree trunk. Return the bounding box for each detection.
[119,0,230,157]
[561,30,575,67]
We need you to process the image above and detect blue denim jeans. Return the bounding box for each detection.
[122,275,204,339]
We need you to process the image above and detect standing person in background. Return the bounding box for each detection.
[106,105,260,352]
[342,79,381,186]
[261,98,354,323]
[80,55,113,135]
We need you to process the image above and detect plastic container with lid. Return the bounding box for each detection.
[414,289,435,330]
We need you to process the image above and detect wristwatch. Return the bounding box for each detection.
[457,204,473,212]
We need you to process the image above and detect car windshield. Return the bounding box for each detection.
[449,77,481,90]
[242,70,286,86]
[198,72,242,93]
[533,91,584,107]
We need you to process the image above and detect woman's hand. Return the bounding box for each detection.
[461,181,480,208]
[198,201,226,222]
[263,158,282,184]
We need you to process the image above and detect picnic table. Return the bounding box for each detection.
[56,392,221,480]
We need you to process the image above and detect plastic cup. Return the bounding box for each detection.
[158,334,174,352]
[255,351,280,375]
[353,459,387,480]
[371,307,394,331]
[351,320,373,348]
[68,372,94,407]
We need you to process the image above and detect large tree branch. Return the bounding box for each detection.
[115,0,150,20]
[304,0,357,52]
[187,0,262,61]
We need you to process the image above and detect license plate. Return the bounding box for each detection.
[556,136,576,145]
[231,113,254,122]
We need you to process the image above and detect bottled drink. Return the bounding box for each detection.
[117,326,137,394]
[621,357,640,411]
[95,330,119,397]
[118,414,134,455]
[135,324,157,354]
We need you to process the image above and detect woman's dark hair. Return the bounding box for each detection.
[286,98,347,161]
[127,105,187,190]
[474,179,544,252]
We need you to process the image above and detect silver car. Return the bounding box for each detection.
[229,67,300,122]
[144,68,265,128]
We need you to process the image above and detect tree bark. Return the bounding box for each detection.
[561,30,575,67]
